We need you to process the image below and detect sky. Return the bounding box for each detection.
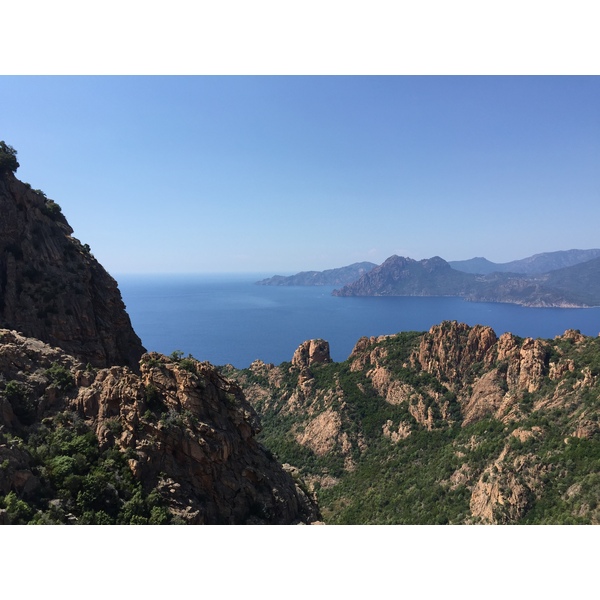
[1,75,599,274]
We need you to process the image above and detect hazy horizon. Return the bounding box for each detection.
[110,245,600,279]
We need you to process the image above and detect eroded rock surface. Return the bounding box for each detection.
[0,331,319,524]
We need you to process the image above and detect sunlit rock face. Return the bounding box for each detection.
[0,332,320,524]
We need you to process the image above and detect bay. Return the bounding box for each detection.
[117,274,600,369]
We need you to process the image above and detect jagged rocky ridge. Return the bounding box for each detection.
[223,322,600,524]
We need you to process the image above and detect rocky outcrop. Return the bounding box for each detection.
[0,170,145,369]
[415,322,498,386]
[292,339,332,370]
[411,322,552,424]
[348,335,392,372]
[496,334,549,394]
[223,340,367,474]
[296,408,345,456]
[468,443,545,524]
[0,330,319,524]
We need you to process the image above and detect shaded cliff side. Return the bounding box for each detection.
[0,169,145,369]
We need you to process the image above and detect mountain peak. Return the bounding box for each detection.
[333,255,463,297]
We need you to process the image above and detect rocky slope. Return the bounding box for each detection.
[0,168,145,369]
[0,329,319,524]
[224,322,600,524]
[333,254,600,307]
[256,262,376,287]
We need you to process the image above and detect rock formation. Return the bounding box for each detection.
[225,321,600,524]
[292,339,332,370]
[0,329,319,524]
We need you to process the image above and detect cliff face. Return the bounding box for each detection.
[0,330,319,524]
[0,171,145,369]
[225,322,600,524]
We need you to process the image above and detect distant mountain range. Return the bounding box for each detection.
[333,254,600,307]
[257,249,600,308]
[256,262,377,287]
[449,249,600,275]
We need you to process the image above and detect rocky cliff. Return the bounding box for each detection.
[224,322,600,524]
[0,169,145,369]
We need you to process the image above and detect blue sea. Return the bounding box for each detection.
[117,274,600,369]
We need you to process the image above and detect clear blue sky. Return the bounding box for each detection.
[2,76,599,274]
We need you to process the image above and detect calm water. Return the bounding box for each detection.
[117,274,600,368]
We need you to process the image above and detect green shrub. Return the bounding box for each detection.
[41,200,63,219]
[178,358,197,373]
[2,492,33,524]
[169,350,184,362]
[141,355,162,368]
[0,141,19,174]
[4,380,36,425]
[145,383,167,415]
[45,363,74,390]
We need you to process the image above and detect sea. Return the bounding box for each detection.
[117,273,600,369]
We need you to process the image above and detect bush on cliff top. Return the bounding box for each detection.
[0,141,19,174]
